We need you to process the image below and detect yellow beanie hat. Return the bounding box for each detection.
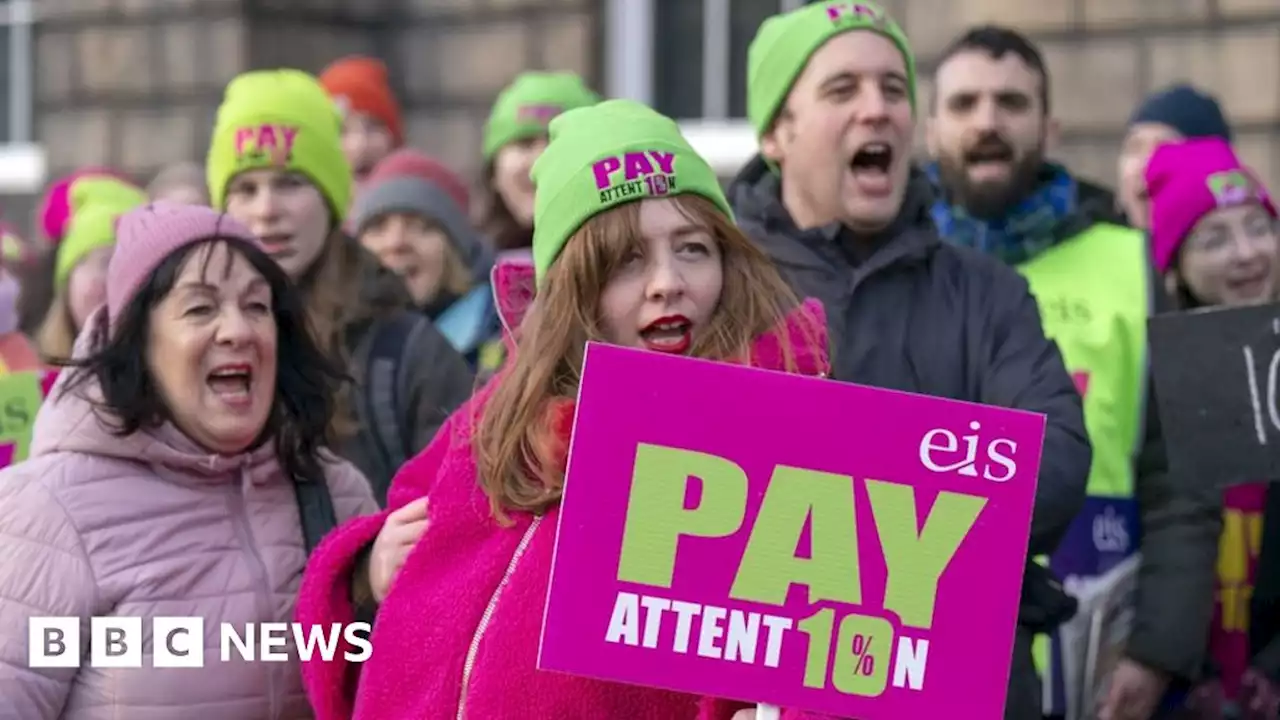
[206,69,352,222]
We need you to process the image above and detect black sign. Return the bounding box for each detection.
[1149,302,1280,487]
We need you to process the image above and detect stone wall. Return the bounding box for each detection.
[29,0,1280,219]
[386,0,599,182]
[35,0,249,185]
[885,0,1280,191]
[31,0,600,211]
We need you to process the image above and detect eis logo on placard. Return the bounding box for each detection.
[27,617,371,669]
[918,421,1018,482]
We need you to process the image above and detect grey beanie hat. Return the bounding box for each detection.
[352,158,494,284]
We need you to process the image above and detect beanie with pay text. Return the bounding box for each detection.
[207,69,353,221]
[529,99,732,285]
[747,1,916,139]
[483,72,601,162]
[1145,137,1277,273]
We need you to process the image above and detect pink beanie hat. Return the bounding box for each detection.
[1146,137,1277,273]
[107,202,262,326]
[37,168,135,244]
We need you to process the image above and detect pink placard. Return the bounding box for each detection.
[538,343,1045,718]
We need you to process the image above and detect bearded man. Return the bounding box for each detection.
[927,25,1223,720]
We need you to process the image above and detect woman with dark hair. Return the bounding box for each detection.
[0,202,378,718]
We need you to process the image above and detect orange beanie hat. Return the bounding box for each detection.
[319,56,404,145]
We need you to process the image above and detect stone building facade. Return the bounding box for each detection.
[10,0,1280,238]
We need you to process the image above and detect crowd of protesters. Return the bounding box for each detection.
[0,2,1276,719]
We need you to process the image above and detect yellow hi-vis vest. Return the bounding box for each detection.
[1017,223,1151,716]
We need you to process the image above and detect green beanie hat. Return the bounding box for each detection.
[529,98,732,285]
[207,69,352,221]
[482,72,600,162]
[70,176,149,215]
[748,1,916,138]
[56,180,147,289]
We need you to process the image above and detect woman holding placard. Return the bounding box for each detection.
[295,99,830,719]
[1144,137,1280,720]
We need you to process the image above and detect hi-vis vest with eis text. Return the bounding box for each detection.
[1017,223,1152,717]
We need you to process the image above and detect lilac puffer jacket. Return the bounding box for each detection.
[0,312,379,719]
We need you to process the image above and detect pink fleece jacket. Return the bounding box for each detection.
[296,257,839,719]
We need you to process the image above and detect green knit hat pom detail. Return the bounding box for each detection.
[482,72,601,161]
[747,1,916,139]
[529,99,733,285]
[56,178,148,289]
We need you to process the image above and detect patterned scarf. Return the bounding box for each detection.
[925,162,1078,265]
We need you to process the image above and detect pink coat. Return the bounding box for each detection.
[296,259,837,719]
[0,308,379,718]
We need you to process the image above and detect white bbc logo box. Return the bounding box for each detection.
[29,617,206,668]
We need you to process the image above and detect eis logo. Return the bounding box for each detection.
[918,421,1018,482]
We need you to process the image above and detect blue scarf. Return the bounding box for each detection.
[925,162,1078,265]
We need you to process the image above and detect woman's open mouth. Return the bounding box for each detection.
[639,315,692,354]
[259,234,294,258]
[208,363,254,408]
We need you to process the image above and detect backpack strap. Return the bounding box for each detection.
[293,473,338,555]
[363,313,422,499]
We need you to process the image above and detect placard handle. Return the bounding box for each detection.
[756,703,781,720]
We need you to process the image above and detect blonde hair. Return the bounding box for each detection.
[474,194,815,524]
[35,294,77,362]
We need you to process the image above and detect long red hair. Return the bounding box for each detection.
[473,194,818,524]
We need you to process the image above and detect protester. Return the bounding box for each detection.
[320,55,402,186]
[725,5,1090,718]
[0,203,379,718]
[295,99,829,719]
[23,170,142,335]
[0,239,41,373]
[35,167,136,245]
[924,26,1224,720]
[477,71,600,253]
[1143,138,1280,720]
[0,220,47,341]
[36,177,149,361]
[207,68,474,503]
[352,149,499,370]
[470,71,601,378]
[146,160,210,205]
[1118,84,1233,230]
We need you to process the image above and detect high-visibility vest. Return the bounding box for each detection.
[1017,222,1151,716]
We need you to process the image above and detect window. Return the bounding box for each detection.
[0,0,41,194]
[604,0,808,175]
[605,0,811,119]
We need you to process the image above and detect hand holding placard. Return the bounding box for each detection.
[538,344,1044,718]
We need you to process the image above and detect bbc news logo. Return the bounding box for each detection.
[28,617,372,668]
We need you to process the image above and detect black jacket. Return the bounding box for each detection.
[1050,173,1222,685]
[729,157,1091,555]
[728,157,1092,719]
